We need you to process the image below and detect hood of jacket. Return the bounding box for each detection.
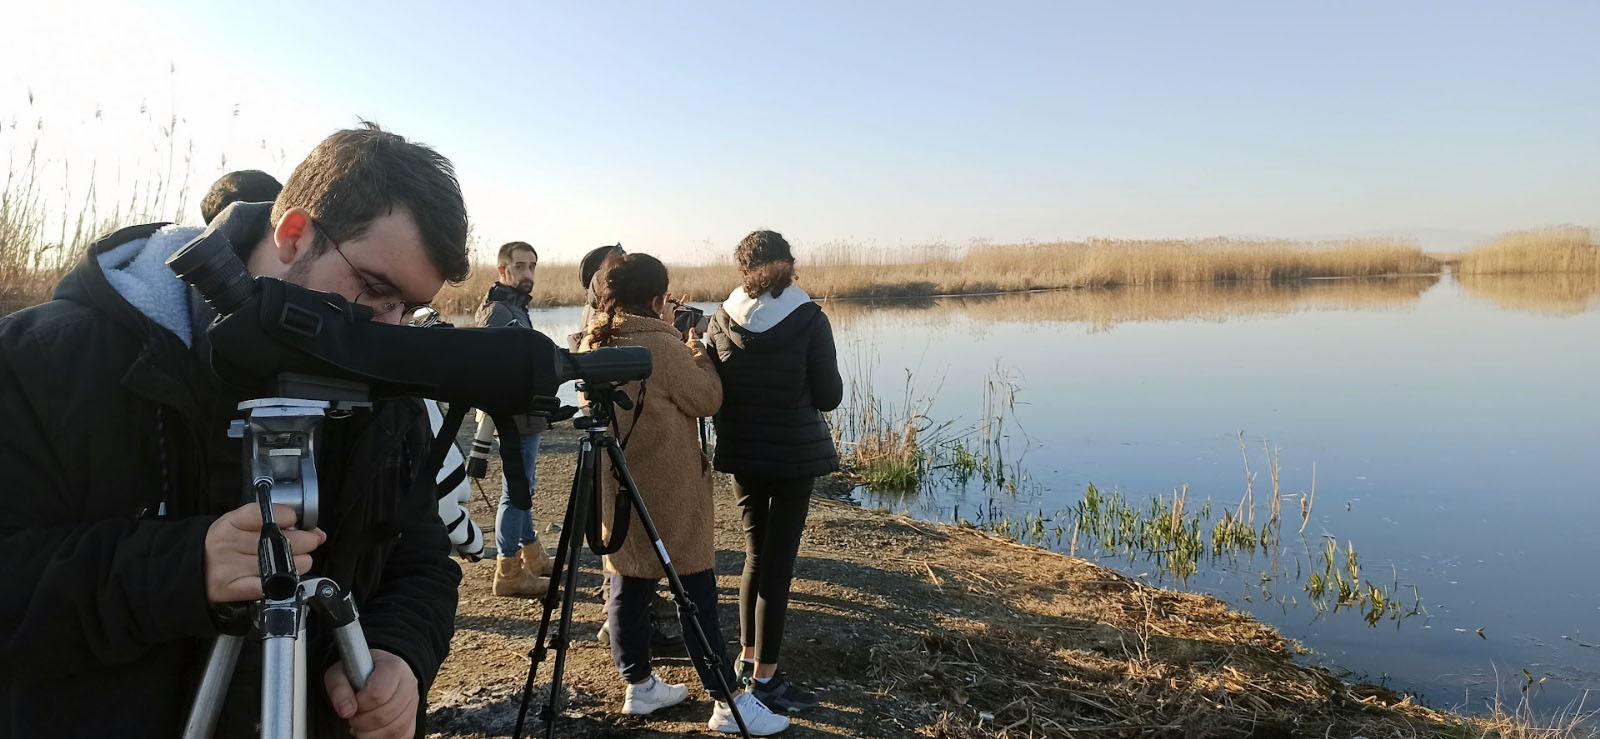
[53,201,274,351]
[709,286,822,357]
[52,223,200,347]
[721,285,812,333]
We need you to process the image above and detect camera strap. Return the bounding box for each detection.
[422,402,471,495]
[617,380,647,451]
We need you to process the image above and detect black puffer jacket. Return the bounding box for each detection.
[705,291,843,479]
[0,221,460,738]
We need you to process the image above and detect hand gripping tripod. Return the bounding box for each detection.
[183,387,377,739]
[513,381,750,739]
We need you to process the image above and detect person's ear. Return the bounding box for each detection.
[651,294,667,315]
[271,208,316,268]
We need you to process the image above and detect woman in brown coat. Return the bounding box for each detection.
[580,253,790,735]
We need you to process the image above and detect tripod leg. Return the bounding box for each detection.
[514,437,595,739]
[305,578,375,691]
[601,437,752,739]
[294,609,309,739]
[262,634,298,739]
[181,635,244,739]
[259,596,301,739]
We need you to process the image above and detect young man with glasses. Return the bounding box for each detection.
[0,123,469,738]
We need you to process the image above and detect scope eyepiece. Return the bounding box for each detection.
[167,232,256,316]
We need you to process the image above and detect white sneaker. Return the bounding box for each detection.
[709,692,790,735]
[621,675,688,715]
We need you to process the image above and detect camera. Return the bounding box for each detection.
[671,300,706,335]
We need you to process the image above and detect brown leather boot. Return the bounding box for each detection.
[493,555,550,598]
[518,539,555,576]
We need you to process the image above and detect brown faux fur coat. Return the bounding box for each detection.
[581,313,723,578]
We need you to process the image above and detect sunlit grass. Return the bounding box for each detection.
[1458,227,1599,276]
[434,237,1444,313]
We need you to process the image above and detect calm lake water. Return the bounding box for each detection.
[526,274,1599,715]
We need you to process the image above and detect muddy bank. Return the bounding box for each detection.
[426,428,1481,738]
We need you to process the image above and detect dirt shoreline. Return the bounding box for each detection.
[426,428,1483,738]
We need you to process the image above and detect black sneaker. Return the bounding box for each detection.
[750,671,819,713]
[736,660,755,689]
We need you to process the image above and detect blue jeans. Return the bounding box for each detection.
[496,428,542,557]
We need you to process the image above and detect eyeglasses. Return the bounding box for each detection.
[309,218,430,319]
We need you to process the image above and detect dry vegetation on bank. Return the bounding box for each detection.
[1457,227,1599,276]
[431,238,1443,313]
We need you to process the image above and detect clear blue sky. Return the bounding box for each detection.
[6,0,1597,259]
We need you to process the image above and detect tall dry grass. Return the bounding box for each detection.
[1458,227,1599,276]
[435,237,1441,311]
[433,261,739,315]
[2,99,199,313]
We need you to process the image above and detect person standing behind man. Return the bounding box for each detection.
[569,243,625,352]
[472,241,556,597]
[704,230,843,713]
[199,169,282,224]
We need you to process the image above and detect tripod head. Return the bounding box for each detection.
[573,380,636,430]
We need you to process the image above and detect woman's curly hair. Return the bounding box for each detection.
[735,230,797,299]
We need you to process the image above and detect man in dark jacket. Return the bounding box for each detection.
[468,241,556,598]
[0,124,468,738]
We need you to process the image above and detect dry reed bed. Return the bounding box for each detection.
[433,238,1442,313]
[1458,227,1599,276]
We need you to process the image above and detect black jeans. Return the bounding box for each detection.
[733,475,813,664]
[607,569,738,698]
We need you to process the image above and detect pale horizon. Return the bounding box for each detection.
[5,0,1597,262]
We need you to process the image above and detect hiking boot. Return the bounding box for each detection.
[492,556,550,598]
[518,539,555,576]
[621,675,688,716]
[709,692,790,735]
[750,672,819,713]
[737,660,756,689]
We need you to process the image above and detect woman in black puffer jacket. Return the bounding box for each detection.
[704,230,843,713]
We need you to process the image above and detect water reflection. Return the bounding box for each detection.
[1458,272,1600,315]
[819,274,1600,717]
[821,275,1442,331]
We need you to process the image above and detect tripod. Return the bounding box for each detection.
[513,381,751,739]
[182,391,377,739]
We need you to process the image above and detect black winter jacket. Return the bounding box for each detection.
[705,298,844,479]
[0,222,461,738]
